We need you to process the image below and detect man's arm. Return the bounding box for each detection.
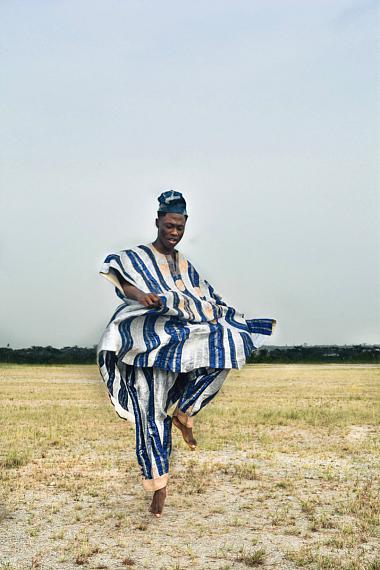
[117,273,163,309]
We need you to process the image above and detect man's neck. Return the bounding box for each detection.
[152,239,175,257]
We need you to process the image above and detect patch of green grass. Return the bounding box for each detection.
[346,478,380,533]
[235,547,266,567]
[286,547,322,567]
[367,561,380,570]
[1,450,29,469]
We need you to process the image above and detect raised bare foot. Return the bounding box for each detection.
[149,487,167,518]
[173,416,197,450]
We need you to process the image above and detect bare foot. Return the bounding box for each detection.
[149,487,167,518]
[173,416,197,450]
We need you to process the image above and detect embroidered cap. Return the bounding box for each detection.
[157,190,187,216]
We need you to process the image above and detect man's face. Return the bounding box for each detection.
[156,213,187,250]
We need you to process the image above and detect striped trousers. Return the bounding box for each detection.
[124,366,229,491]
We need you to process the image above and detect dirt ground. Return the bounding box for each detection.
[0,364,379,570]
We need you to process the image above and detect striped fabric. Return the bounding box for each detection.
[96,363,229,490]
[97,243,274,374]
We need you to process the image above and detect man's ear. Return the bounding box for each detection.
[155,218,159,229]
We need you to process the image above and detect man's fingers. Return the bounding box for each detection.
[149,294,163,307]
[143,294,163,308]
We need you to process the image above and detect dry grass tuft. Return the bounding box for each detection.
[235,547,266,566]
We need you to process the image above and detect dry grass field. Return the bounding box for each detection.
[0,363,379,570]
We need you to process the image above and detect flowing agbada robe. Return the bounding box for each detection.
[97,243,274,420]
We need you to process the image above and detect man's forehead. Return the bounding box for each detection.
[160,213,186,224]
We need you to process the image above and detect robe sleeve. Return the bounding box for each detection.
[246,318,275,335]
[99,252,139,297]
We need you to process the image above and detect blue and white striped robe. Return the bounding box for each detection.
[98,243,273,392]
[98,243,274,487]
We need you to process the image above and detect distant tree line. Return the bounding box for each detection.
[0,344,379,365]
[0,346,96,364]
[248,344,380,364]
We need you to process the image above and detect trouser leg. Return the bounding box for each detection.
[173,367,230,427]
[126,366,178,491]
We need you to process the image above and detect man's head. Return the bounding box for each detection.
[155,212,187,250]
[155,190,188,252]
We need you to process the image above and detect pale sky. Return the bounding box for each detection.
[1,0,379,348]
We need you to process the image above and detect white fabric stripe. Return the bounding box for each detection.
[112,358,122,406]
[152,368,177,447]
[222,326,233,369]
[110,394,135,422]
[122,316,147,363]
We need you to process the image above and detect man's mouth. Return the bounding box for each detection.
[168,238,178,244]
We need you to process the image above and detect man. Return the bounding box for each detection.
[97,190,275,517]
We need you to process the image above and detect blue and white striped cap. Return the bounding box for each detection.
[157,190,187,216]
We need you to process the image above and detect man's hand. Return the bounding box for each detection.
[116,272,163,309]
[137,292,163,309]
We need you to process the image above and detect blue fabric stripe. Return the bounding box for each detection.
[138,245,171,292]
[246,318,273,335]
[239,331,254,358]
[205,281,227,306]
[144,369,165,476]
[187,261,200,288]
[108,303,128,324]
[117,373,129,410]
[126,367,152,478]
[118,317,135,361]
[165,373,187,408]
[227,329,238,368]
[208,323,225,369]
[172,292,184,319]
[179,368,220,412]
[105,351,116,393]
[225,307,249,332]
[162,416,172,472]
[173,322,190,370]
[154,327,176,370]
[134,315,161,367]
[126,250,163,294]
[154,318,183,370]
[98,350,105,368]
[116,288,126,301]
[216,323,225,368]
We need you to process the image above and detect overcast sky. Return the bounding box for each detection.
[1,0,379,348]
